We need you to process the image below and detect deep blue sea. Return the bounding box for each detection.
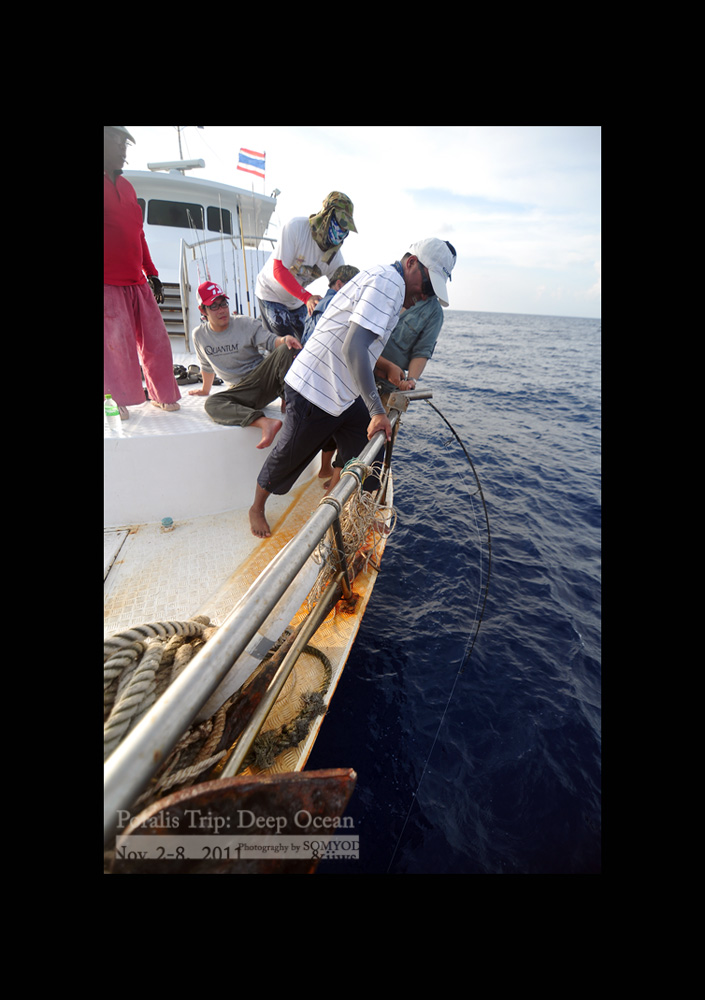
[307,310,601,875]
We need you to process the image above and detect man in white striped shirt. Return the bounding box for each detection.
[249,239,455,537]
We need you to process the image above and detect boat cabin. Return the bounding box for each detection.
[125,162,278,347]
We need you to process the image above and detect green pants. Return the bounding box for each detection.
[204,344,297,427]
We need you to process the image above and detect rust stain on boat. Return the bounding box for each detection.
[110,768,357,874]
[222,477,325,604]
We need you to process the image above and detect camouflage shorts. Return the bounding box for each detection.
[257,298,307,339]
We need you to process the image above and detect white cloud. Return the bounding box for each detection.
[122,125,601,318]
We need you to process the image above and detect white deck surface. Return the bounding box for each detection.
[103,498,307,636]
[104,346,292,527]
[104,344,323,637]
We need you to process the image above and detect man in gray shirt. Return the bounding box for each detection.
[189,281,301,449]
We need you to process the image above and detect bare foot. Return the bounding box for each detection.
[152,401,180,411]
[253,416,282,449]
[318,450,335,479]
[324,468,342,493]
[249,505,271,538]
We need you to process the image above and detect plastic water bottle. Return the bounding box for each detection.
[104,394,122,435]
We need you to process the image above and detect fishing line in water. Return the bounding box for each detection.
[425,398,492,670]
[386,399,491,873]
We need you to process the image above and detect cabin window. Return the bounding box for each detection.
[137,198,146,220]
[207,206,233,235]
[147,199,205,231]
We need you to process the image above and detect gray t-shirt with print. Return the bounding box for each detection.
[192,315,277,385]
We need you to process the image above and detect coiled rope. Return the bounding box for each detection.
[103,619,334,815]
[246,643,333,771]
[103,618,215,761]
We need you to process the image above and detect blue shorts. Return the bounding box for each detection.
[257,388,370,495]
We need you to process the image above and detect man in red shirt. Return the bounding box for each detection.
[104,126,180,418]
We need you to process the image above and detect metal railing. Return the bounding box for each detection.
[104,391,430,843]
[178,234,277,348]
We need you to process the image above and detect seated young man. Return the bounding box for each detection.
[189,281,301,449]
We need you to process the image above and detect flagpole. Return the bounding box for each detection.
[236,147,267,317]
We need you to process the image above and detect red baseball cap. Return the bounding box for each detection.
[198,281,228,306]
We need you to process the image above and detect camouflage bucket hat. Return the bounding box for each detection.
[323,191,357,232]
[310,191,358,236]
[330,265,360,284]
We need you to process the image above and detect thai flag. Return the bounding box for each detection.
[237,147,266,179]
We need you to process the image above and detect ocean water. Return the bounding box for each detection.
[306,310,601,875]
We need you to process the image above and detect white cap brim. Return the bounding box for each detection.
[429,273,449,307]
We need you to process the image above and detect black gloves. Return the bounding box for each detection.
[148,276,164,304]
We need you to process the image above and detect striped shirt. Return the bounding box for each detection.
[285,264,404,416]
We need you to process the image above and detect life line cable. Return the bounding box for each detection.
[386,399,491,873]
[424,399,491,670]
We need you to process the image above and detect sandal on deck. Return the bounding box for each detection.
[151,401,180,412]
[174,365,199,385]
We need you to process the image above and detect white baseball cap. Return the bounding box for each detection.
[408,238,456,307]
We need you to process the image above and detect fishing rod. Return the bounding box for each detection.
[187,208,209,282]
[218,195,228,301]
[237,205,251,315]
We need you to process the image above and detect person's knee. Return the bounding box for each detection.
[204,393,237,425]
[203,393,220,415]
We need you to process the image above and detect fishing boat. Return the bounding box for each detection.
[103,155,431,874]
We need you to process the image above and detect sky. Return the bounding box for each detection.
[123,126,601,319]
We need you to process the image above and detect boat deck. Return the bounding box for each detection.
[103,479,326,636]
[104,339,397,858]
[104,346,325,637]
